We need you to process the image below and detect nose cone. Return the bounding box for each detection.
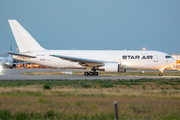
[170,58,176,66]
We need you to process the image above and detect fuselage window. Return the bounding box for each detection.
[40,59,45,61]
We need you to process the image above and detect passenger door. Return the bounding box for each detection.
[154,54,158,62]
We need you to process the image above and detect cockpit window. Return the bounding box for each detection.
[165,55,172,58]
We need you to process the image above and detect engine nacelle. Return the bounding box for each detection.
[104,63,119,72]
[12,63,17,67]
[98,63,126,73]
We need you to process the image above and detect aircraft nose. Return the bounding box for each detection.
[171,58,176,65]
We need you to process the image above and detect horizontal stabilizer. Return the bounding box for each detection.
[6,52,36,58]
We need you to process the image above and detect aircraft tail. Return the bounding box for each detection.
[8,20,45,53]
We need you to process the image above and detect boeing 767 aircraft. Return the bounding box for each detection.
[7,20,176,76]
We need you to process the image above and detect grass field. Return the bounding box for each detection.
[0,79,180,119]
[27,71,180,76]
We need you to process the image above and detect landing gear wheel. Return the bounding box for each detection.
[94,72,98,76]
[89,72,94,76]
[84,72,89,76]
[159,73,162,76]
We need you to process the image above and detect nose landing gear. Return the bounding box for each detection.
[159,73,163,76]
[159,68,164,76]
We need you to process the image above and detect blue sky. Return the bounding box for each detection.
[0,0,180,53]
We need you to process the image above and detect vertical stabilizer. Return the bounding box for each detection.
[8,20,45,53]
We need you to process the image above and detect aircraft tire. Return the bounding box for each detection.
[89,72,94,76]
[159,73,162,76]
[84,72,89,76]
[94,72,98,76]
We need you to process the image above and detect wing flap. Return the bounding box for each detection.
[50,54,104,67]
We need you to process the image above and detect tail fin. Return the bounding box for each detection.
[8,20,45,53]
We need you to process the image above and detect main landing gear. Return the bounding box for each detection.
[84,71,99,76]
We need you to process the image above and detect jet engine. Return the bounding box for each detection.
[9,63,17,69]
[13,63,17,67]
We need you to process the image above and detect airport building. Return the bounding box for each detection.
[15,63,54,69]
[170,53,180,70]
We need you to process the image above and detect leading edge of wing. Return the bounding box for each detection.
[50,54,104,66]
[6,52,36,58]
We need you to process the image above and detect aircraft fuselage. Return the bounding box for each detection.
[13,50,175,70]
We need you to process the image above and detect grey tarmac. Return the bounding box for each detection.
[0,69,180,80]
[1,74,180,80]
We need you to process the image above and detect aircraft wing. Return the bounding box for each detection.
[4,62,14,66]
[5,61,30,65]
[6,52,36,58]
[50,54,104,67]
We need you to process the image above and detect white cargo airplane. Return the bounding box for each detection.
[7,20,176,76]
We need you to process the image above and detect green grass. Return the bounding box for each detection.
[0,109,115,120]
[0,79,180,89]
[0,79,179,119]
[43,84,51,90]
